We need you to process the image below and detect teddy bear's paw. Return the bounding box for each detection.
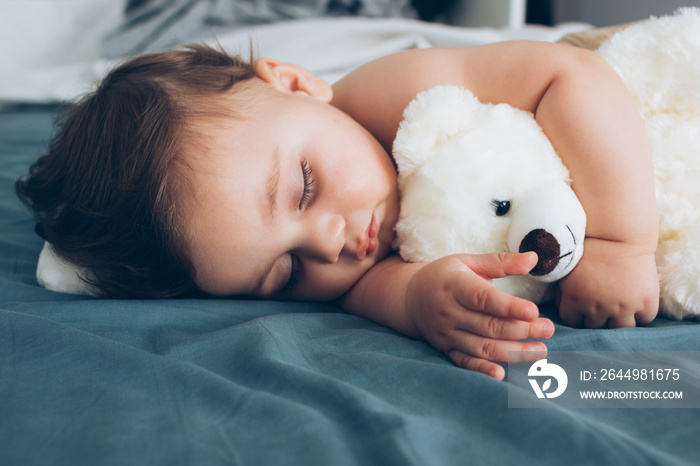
[657,220,700,319]
[659,294,700,320]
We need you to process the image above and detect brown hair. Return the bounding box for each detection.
[16,43,257,298]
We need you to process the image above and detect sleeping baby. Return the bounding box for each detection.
[17,36,659,380]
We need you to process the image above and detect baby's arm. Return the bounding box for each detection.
[339,252,553,380]
[530,48,659,328]
[332,42,659,329]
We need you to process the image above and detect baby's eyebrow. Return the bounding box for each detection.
[265,148,281,217]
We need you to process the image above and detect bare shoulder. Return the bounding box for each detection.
[330,48,460,150]
[330,42,602,150]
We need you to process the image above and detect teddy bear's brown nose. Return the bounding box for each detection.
[519,229,560,276]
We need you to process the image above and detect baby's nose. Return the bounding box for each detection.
[305,214,345,263]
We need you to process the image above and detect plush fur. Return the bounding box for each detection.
[393,85,586,304]
[394,8,700,318]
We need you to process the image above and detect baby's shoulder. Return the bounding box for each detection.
[330,49,458,149]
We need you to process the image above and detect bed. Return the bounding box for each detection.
[2,2,700,464]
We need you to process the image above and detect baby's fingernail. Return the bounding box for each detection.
[541,321,554,337]
[523,251,538,260]
[525,304,539,319]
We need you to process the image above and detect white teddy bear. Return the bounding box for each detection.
[393,8,700,319]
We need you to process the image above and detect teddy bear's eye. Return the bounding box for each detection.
[491,200,511,216]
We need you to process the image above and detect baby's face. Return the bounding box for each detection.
[185,85,399,301]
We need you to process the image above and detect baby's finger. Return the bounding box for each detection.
[447,350,506,380]
[635,313,655,327]
[459,252,538,281]
[634,305,658,326]
[582,314,610,329]
[454,334,548,365]
[454,278,539,321]
[457,313,554,341]
[610,314,637,329]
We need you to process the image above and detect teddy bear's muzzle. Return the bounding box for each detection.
[506,179,587,283]
[519,228,572,276]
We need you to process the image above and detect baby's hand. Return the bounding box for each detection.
[405,252,553,380]
[557,238,659,328]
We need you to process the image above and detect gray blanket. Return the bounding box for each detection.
[104,0,416,57]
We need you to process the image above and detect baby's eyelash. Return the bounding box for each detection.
[279,160,314,294]
[300,158,315,210]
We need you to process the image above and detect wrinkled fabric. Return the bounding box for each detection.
[104,0,417,57]
[1,18,588,104]
[3,106,700,466]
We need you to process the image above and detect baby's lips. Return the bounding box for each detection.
[356,214,378,260]
[367,214,378,252]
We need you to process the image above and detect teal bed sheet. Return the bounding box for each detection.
[2,106,699,465]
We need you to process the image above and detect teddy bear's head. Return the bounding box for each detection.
[392,86,586,301]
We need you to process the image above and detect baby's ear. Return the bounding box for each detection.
[254,57,333,102]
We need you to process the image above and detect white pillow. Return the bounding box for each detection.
[0,0,126,103]
[36,242,97,296]
[0,0,126,68]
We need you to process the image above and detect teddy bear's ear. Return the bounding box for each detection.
[392,86,483,179]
